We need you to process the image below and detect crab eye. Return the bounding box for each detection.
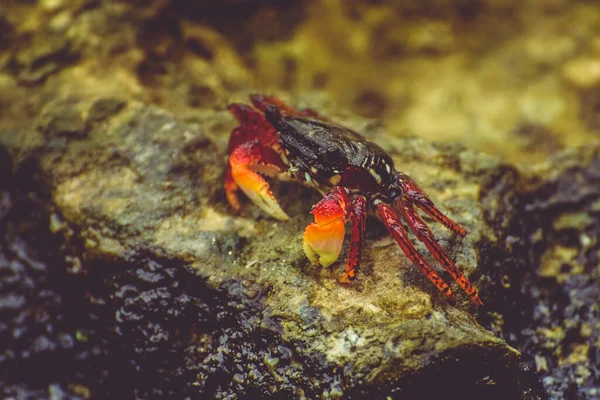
[389,188,403,200]
[387,182,405,201]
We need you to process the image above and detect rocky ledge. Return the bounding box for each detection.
[2,95,565,399]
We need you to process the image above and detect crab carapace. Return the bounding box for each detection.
[224,94,482,306]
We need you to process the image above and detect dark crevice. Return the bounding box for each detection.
[479,151,600,399]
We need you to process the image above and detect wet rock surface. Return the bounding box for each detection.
[509,148,600,399]
[0,0,599,399]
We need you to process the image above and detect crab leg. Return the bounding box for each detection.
[397,200,483,305]
[224,165,242,211]
[303,187,351,268]
[398,173,466,236]
[374,200,457,304]
[339,194,367,284]
[227,140,289,221]
[228,103,268,125]
[227,101,282,152]
[227,124,278,155]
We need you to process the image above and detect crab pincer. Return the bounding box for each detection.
[303,187,351,268]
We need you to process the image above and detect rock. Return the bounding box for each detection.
[513,145,600,400]
[38,106,87,139]
[10,30,79,85]
[1,95,524,398]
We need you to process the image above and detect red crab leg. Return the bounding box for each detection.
[303,187,351,268]
[228,140,289,221]
[397,200,483,305]
[398,173,466,237]
[339,194,367,284]
[227,123,279,154]
[228,103,267,125]
[374,200,457,304]
[224,165,241,212]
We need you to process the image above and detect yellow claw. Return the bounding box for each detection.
[303,219,346,267]
[231,164,289,221]
[302,188,350,267]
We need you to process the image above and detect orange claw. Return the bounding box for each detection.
[303,187,350,268]
[228,141,289,221]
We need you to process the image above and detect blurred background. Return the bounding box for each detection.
[3,0,599,164]
[209,0,600,165]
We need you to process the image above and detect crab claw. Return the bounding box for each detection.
[303,187,350,267]
[304,220,346,267]
[228,141,289,221]
[225,164,242,212]
[233,168,289,221]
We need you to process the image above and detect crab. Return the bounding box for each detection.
[224,94,482,305]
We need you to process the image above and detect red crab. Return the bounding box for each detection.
[224,94,482,305]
